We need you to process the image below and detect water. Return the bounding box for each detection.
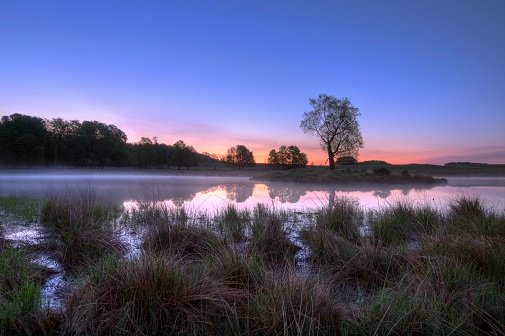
[0,170,504,211]
[1,170,503,311]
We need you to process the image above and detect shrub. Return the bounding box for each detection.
[373,167,390,176]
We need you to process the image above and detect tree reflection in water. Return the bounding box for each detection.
[221,183,255,203]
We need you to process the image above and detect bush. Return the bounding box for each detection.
[373,167,391,176]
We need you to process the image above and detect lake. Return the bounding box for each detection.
[1,170,504,211]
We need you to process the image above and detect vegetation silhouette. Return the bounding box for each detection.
[300,94,363,170]
[225,145,255,168]
[0,114,212,169]
[267,145,308,168]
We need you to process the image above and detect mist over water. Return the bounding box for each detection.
[0,171,504,211]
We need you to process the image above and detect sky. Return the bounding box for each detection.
[1,0,504,164]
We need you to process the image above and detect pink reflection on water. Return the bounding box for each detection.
[123,180,505,213]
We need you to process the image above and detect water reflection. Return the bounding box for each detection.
[222,183,255,203]
[0,172,503,211]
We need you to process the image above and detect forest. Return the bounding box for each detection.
[0,113,211,169]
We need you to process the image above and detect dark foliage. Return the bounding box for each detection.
[267,145,308,168]
[0,113,212,169]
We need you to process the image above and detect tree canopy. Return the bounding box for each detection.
[0,113,214,169]
[267,145,308,168]
[300,94,363,170]
[225,145,255,168]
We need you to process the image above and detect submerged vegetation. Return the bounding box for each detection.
[0,192,504,335]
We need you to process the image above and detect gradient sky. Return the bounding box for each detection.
[1,0,504,164]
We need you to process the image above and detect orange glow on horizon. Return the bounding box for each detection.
[127,135,503,166]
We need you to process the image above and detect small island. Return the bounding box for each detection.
[254,166,448,184]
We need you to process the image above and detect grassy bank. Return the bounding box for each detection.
[254,166,449,184]
[0,194,504,335]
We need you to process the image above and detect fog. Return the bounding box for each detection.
[0,171,504,211]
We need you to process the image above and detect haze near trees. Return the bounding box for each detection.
[300,94,363,170]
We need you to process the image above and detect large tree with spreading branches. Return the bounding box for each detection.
[300,94,363,170]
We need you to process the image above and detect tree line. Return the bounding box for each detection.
[0,113,309,169]
[0,114,202,168]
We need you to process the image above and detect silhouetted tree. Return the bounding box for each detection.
[300,94,363,170]
[267,145,308,168]
[267,149,280,166]
[71,121,127,167]
[45,118,83,165]
[0,114,48,165]
[169,140,198,169]
[226,145,255,168]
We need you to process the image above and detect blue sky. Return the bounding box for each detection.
[1,0,504,163]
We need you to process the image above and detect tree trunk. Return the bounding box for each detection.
[327,145,335,170]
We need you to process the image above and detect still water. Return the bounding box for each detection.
[0,171,504,211]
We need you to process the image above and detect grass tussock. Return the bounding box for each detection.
[315,196,363,242]
[207,246,266,291]
[421,234,505,284]
[2,193,505,335]
[249,204,299,264]
[247,270,342,335]
[356,258,505,335]
[142,221,225,259]
[215,204,250,242]
[40,191,125,270]
[300,227,411,288]
[65,254,242,335]
[126,201,189,227]
[446,196,505,236]
[368,200,442,246]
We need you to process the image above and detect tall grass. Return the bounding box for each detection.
[368,200,442,245]
[2,193,504,334]
[215,204,250,242]
[126,200,189,227]
[65,254,242,335]
[0,248,58,334]
[247,270,342,335]
[249,204,299,264]
[40,191,125,270]
[446,196,505,236]
[142,220,225,259]
[314,196,363,242]
[300,227,411,288]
